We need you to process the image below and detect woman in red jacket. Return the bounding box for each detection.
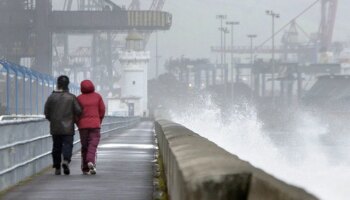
[77,80,105,175]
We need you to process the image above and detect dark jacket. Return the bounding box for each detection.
[44,90,82,135]
[77,80,105,129]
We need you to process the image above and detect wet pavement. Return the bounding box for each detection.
[1,121,156,200]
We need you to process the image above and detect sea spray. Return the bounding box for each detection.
[169,95,350,200]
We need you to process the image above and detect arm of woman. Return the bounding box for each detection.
[98,95,106,123]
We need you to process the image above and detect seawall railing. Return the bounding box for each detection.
[0,116,139,192]
[0,60,80,116]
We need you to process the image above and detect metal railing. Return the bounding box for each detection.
[0,115,44,121]
[0,60,80,116]
[0,116,140,192]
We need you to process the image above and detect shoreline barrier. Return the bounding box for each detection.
[155,119,318,200]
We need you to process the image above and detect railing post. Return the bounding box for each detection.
[6,67,10,115]
[41,78,44,114]
[36,76,39,115]
[23,73,26,115]
[29,75,32,115]
[15,69,18,115]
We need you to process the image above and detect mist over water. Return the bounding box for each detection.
[169,96,350,200]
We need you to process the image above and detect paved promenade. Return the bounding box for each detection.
[1,121,155,200]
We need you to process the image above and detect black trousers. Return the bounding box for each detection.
[51,135,74,169]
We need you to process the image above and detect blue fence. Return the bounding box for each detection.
[0,116,140,192]
[0,60,79,115]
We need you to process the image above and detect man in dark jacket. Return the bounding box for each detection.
[44,75,82,175]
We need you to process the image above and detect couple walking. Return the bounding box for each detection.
[44,75,105,175]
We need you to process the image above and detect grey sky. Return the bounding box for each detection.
[157,0,349,57]
[52,0,350,77]
[148,0,350,75]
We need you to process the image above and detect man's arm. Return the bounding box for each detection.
[44,96,51,121]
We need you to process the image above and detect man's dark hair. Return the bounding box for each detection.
[57,75,70,90]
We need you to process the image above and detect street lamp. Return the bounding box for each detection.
[247,34,257,93]
[226,21,240,83]
[266,10,279,105]
[155,31,158,78]
[247,34,257,65]
[219,27,229,85]
[216,14,227,81]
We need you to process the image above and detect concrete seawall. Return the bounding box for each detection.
[155,119,318,200]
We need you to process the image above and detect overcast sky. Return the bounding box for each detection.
[157,0,349,56]
[53,0,350,77]
[151,0,349,76]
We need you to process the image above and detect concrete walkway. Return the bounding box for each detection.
[2,121,156,200]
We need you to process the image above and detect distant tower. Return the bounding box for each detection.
[118,31,150,117]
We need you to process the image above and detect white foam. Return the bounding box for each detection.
[169,96,350,200]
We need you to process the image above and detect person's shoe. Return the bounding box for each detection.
[55,168,61,175]
[87,162,96,175]
[62,161,70,175]
[82,171,91,175]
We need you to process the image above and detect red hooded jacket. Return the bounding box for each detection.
[77,80,105,129]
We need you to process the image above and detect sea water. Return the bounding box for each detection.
[169,96,350,200]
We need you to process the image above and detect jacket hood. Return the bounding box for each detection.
[80,80,95,94]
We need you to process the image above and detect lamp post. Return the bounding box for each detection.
[220,27,229,85]
[216,14,227,82]
[155,31,158,78]
[218,27,229,100]
[247,34,257,93]
[226,21,239,84]
[266,10,279,105]
[247,34,257,65]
